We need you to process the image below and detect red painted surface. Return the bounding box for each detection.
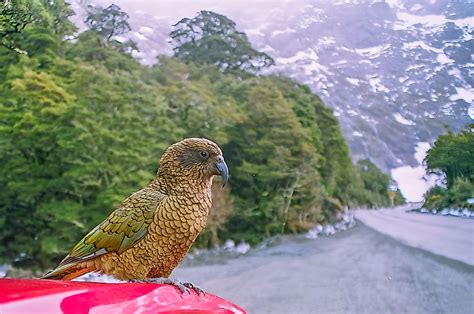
[0,279,246,314]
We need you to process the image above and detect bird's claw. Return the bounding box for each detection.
[183,282,206,296]
[133,278,205,295]
[173,280,191,294]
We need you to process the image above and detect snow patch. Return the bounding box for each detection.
[322,224,336,236]
[369,76,389,93]
[138,26,153,34]
[384,0,403,9]
[245,23,269,37]
[406,64,424,71]
[414,142,431,164]
[393,113,416,125]
[133,32,148,41]
[277,48,319,64]
[396,12,474,29]
[299,7,325,28]
[245,28,265,36]
[346,77,360,85]
[409,4,423,11]
[276,49,328,75]
[223,239,235,251]
[449,87,474,103]
[235,242,251,254]
[391,142,438,202]
[318,36,336,46]
[114,36,127,43]
[441,103,453,116]
[353,131,363,137]
[347,109,358,116]
[436,53,454,64]
[398,76,408,83]
[448,68,462,80]
[355,44,390,58]
[402,41,442,53]
[260,44,275,52]
[271,27,297,37]
[333,59,348,65]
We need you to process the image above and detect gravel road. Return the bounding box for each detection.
[174,215,474,313]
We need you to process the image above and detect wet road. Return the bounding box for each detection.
[355,207,474,265]
[175,220,474,313]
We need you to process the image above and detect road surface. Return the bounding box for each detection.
[174,211,474,313]
[355,207,474,265]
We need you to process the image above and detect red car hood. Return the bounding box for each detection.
[0,279,246,314]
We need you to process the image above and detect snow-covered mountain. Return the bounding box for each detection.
[70,0,473,173]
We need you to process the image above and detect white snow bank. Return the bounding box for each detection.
[223,239,235,251]
[391,142,439,202]
[235,242,251,254]
[322,224,336,236]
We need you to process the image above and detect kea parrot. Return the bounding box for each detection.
[42,138,229,293]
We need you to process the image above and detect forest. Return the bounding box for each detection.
[0,1,403,270]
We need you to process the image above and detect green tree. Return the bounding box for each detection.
[170,10,274,73]
[0,0,74,54]
[425,125,474,187]
[0,70,82,268]
[423,125,474,210]
[356,159,391,207]
[0,0,35,54]
[85,4,131,42]
[223,79,319,241]
[80,4,138,57]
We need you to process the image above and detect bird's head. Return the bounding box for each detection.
[156,138,229,194]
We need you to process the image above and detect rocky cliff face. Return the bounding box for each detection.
[70,0,473,171]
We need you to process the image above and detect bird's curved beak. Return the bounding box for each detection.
[216,157,229,187]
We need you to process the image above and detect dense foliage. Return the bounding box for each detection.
[356,159,404,208]
[423,125,474,210]
[170,10,274,73]
[0,2,399,269]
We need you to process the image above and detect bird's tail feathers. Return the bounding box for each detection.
[41,263,89,281]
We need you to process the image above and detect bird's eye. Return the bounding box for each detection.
[199,151,209,159]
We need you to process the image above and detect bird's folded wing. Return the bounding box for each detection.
[57,188,162,267]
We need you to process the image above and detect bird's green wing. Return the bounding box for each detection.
[57,188,163,267]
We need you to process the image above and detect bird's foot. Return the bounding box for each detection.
[182,281,206,296]
[130,277,205,295]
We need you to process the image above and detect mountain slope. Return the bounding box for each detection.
[70,0,473,172]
